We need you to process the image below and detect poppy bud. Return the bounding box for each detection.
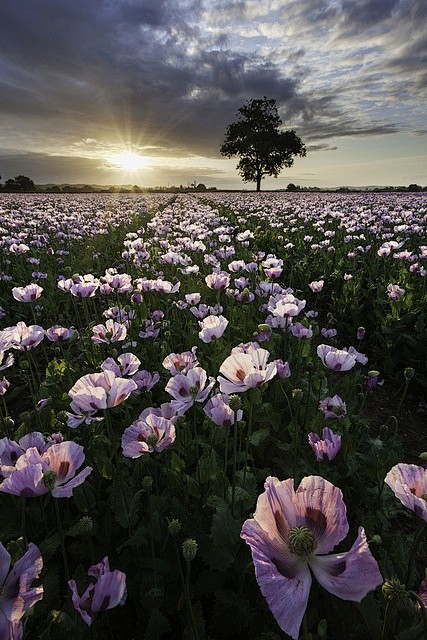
[168,519,181,536]
[182,538,198,562]
[382,579,410,610]
[229,395,242,411]
[404,367,415,380]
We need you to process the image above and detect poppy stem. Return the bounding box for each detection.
[404,522,426,586]
[242,392,254,485]
[21,497,27,547]
[302,612,311,640]
[54,498,70,582]
[231,412,239,516]
[184,559,199,640]
[381,602,392,640]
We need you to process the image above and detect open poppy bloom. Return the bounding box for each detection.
[384,463,427,522]
[68,557,126,626]
[241,475,382,639]
[218,348,277,394]
[0,542,43,639]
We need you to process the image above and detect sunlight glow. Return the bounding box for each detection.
[108,151,148,171]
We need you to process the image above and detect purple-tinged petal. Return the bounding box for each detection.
[18,432,46,453]
[0,464,45,497]
[3,543,43,621]
[0,542,11,587]
[241,518,311,640]
[309,527,383,601]
[293,476,349,554]
[0,612,13,640]
[51,466,92,498]
[68,580,94,626]
[418,579,427,609]
[263,477,298,532]
[91,569,127,612]
[88,556,110,579]
[385,464,427,521]
[42,442,85,484]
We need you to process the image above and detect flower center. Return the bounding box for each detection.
[42,470,57,490]
[287,526,317,559]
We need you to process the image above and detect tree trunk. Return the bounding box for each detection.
[256,174,261,191]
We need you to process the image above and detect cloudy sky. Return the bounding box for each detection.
[0,0,426,188]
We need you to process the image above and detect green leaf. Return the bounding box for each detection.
[207,500,241,571]
[145,609,170,639]
[39,533,62,560]
[249,428,269,446]
[198,450,218,483]
[171,451,185,473]
[110,477,141,528]
[186,477,201,498]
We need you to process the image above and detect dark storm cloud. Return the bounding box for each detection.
[0,0,306,159]
[0,0,425,184]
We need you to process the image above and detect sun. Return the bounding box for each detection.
[108,151,148,171]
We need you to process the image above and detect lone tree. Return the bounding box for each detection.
[220,97,306,191]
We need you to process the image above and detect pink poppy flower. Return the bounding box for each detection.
[308,280,324,293]
[308,428,342,460]
[162,348,199,375]
[0,351,14,371]
[218,348,277,394]
[9,322,45,351]
[70,278,99,298]
[319,395,347,419]
[165,367,215,415]
[384,463,427,521]
[241,476,383,640]
[0,542,43,639]
[185,293,201,305]
[122,413,176,457]
[198,315,228,343]
[317,344,357,372]
[12,283,43,302]
[267,293,306,319]
[101,353,141,377]
[0,441,92,498]
[387,284,405,301]
[92,319,127,344]
[203,393,243,427]
[45,325,76,342]
[67,371,137,426]
[68,557,126,626]
[131,370,160,395]
[205,271,230,290]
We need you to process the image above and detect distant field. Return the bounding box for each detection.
[0,191,426,640]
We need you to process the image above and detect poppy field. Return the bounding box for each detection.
[0,191,426,640]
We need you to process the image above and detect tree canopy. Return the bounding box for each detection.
[220,97,306,191]
[3,175,36,192]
